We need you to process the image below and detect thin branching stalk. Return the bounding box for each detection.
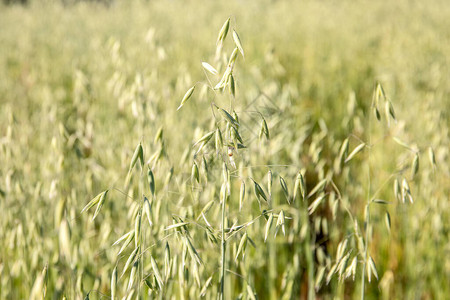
[220,194,227,300]
[361,104,373,300]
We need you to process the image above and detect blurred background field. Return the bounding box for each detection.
[0,0,449,299]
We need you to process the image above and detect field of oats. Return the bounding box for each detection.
[0,0,449,299]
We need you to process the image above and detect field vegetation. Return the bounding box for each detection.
[0,0,449,299]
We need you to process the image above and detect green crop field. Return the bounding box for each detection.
[0,0,449,299]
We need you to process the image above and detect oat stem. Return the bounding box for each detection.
[220,194,227,300]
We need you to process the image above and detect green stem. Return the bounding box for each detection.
[306,224,316,300]
[361,108,373,300]
[220,195,227,300]
[268,190,276,300]
[361,203,370,300]
[138,170,144,297]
